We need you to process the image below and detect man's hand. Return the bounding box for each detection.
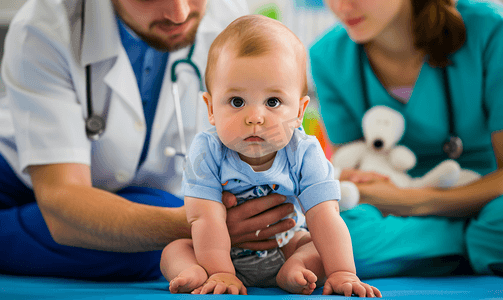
[323,271,382,297]
[191,273,247,295]
[222,192,295,250]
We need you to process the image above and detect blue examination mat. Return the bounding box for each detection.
[1,274,502,300]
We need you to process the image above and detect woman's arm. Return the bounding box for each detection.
[357,131,503,217]
[29,163,190,252]
[184,196,235,276]
[494,130,503,169]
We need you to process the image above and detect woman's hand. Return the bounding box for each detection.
[340,169,389,183]
[339,168,428,216]
[222,192,295,250]
[357,180,430,216]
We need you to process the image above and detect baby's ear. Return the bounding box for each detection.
[296,95,310,127]
[202,92,215,125]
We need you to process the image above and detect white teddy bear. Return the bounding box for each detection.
[333,105,481,211]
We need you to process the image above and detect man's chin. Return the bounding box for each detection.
[153,38,193,52]
[145,21,200,52]
[141,33,194,52]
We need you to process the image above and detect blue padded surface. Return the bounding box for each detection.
[0,274,502,299]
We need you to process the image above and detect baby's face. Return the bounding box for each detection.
[203,47,308,164]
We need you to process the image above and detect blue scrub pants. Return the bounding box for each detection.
[342,199,503,278]
[0,154,183,281]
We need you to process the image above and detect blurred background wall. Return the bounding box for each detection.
[0,0,28,96]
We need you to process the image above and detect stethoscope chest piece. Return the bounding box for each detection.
[443,136,463,159]
[164,146,188,175]
[85,114,105,141]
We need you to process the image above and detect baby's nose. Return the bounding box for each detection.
[245,109,265,125]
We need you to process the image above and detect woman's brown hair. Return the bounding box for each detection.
[412,0,466,67]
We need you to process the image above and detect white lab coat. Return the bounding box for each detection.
[0,0,248,196]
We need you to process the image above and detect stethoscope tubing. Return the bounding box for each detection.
[171,82,187,156]
[82,0,203,162]
[358,45,463,159]
[168,42,203,159]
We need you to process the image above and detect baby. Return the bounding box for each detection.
[160,15,381,297]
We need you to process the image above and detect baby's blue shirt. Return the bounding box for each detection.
[182,127,341,215]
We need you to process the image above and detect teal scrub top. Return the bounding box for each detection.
[310,0,503,177]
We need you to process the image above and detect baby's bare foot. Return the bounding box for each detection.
[277,263,318,295]
[169,265,208,294]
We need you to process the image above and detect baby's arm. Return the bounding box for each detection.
[305,200,381,297]
[184,196,246,295]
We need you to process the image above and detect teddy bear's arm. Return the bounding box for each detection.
[389,145,417,172]
[331,141,366,170]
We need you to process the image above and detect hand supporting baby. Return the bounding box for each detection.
[191,273,247,295]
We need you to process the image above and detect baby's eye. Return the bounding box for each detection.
[230,97,245,108]
[266,97,281,108]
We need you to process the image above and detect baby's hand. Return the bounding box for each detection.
[191,273,247,295]
[323,271,382,297]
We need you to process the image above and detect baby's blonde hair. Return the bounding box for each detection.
[205,15,308,96]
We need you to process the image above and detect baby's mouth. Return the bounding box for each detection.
[244,136,264,142]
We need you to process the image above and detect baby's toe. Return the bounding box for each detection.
[293,272,308,286]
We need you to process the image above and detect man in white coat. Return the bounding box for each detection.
[0,0,296,280]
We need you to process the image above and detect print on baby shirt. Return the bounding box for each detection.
[230,183,303,258]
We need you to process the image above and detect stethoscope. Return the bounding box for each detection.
[82,0,203,162]
[165,43,204,160]
[359,45,463,159]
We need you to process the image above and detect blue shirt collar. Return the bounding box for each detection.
[115,15,149,67]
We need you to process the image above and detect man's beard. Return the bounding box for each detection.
[111,0,204,52]
[140,13,202,52]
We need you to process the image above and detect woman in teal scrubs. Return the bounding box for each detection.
[310,0,503,278]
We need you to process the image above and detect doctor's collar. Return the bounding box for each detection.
[116,15,148,48]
